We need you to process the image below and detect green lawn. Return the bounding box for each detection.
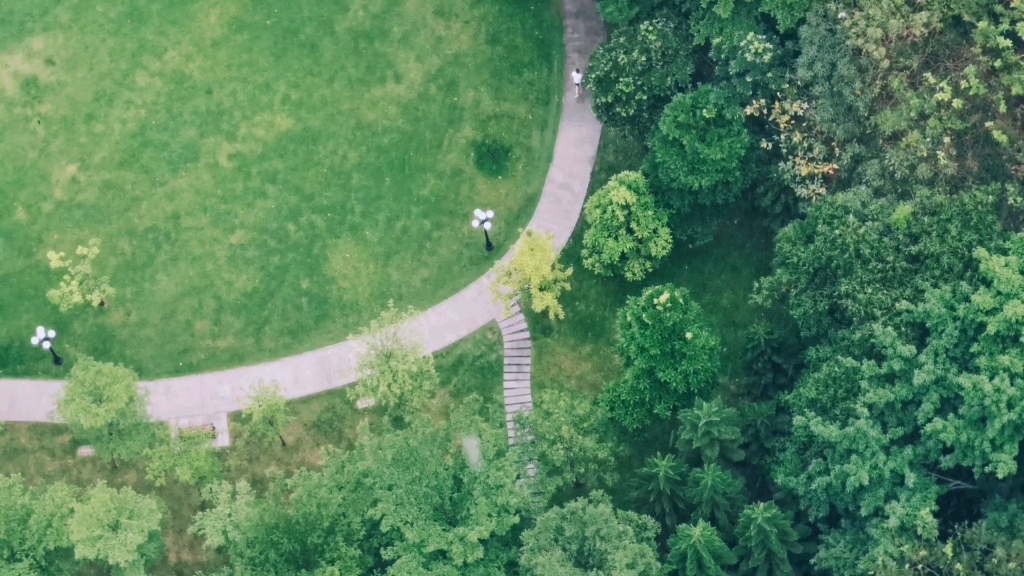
[526,128,775,397]
[0,325,505,576]
[0,0,563,379]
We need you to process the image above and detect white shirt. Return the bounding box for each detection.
[572,71,583,84]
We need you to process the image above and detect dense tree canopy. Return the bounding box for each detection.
[603,284,721,430]
[519,491,662,576]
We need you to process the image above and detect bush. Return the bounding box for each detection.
[582,171,673,281]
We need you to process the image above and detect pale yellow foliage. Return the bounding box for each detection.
[46,238,115,312]
[491,228,572,321]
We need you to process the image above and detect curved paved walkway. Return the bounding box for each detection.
[0,0,605,438]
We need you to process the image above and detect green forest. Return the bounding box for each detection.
[4,0,1024,574]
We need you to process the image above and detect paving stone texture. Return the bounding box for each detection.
[0,0,605,446]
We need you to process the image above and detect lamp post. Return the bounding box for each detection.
[472,208,495,252]
[30,325,64,367]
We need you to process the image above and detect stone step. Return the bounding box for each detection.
[501,320,529,334]
[504,389,532,402]
[505,356,531,365]
[504,348,531,358]
[503,330,531,342]
[507,401,534,413]
[505,363,531,373]
[499,314,526,329]
[504,379,531,390]
[505,340,532,350]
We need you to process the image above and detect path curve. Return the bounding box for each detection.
[0,0,605,432]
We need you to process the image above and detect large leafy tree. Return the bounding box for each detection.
[57,357,155,467]
[632,452,688,528]
[668,520,737,576]
[771,227,1024,573]
[587,19,694,134]
[350,302,439,416]
[602,284,721,431]
[519,491,663,576]
[647,86,752,241]
[676,397,746,464]
[192,405,530,576]
[685,463,747,532]
[0,475,78,576]
[582,171,673,282]
[516,389,618,495]
[68,482,163,576]
[734,502,801,576]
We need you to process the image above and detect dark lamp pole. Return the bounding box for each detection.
[472,208,495,252]
[30,325,64,367]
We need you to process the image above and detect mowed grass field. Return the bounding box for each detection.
[0,0,563,378]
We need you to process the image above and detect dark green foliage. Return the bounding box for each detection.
[668,520,738,576]
[734,502,801,576]
[685,463,747,531]
[519,491,663,576]
[191,407,530,576]
[473,139,513,178]
[632,452,688,528]
[647,86,752,242]
[602,284,721,431]
[755,188,1004,344]
[676,398,745,464]
[587,19,694,135]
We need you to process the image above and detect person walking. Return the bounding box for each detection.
[572,68,583,99]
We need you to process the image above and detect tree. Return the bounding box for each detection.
[349,302,438,415]
[46,238,114,312]
[587,19,694,134]
[685,463,747,531]
[668,520,738,576]
[519,491,663,576]
[516,389,618,495]
[676,397,746,463]
[143,426,222,488]
[582,171,673,282]
[491,228,573,321]
[734,502,801,576]
[239,381,293,448]
[632,452,687,528]
[0,475,78,576]
[68,482,163,576]
[647,86,752,241]
[602,284,720,431]
[58,357,154,467]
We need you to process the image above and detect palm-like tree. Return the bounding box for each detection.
[632,452,687,527]
[676,397,745,463]
[685,462,747,531]
[734,502,801,576]
[668,519,737,576]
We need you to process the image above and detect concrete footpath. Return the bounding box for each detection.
[0,0,605,431]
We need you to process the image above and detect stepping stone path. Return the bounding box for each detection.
[499,304,533,445]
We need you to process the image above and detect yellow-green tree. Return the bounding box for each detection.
[491,228,572,320]
[46,238,115,312]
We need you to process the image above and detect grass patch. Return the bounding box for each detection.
[0,0,563,379]
[0,325,505,576]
